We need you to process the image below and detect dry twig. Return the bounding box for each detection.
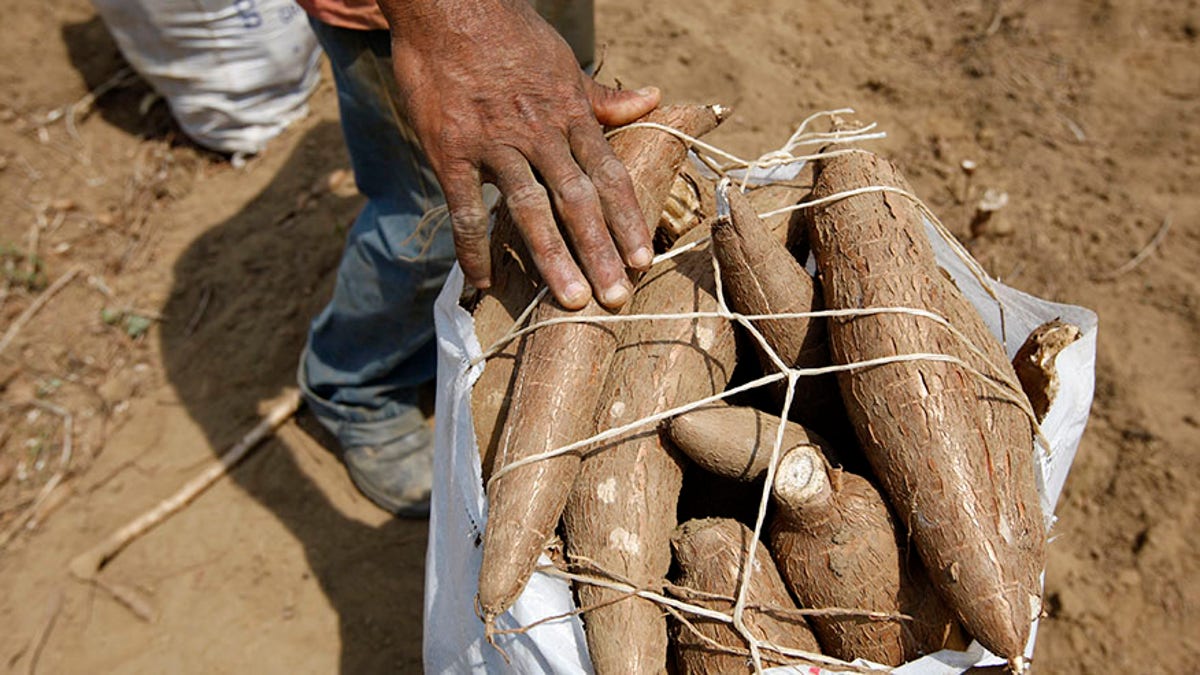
[0,267,83,357]
[68,390,302,580]
[0,401,74,549]
[1097,215,1172,280]
[184,286,212,336]
[92,576,155,623]
[43,67,138,144]
[24,589,63,675]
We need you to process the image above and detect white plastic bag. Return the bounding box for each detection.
[426,158,1097,674]
[91,0,321,154]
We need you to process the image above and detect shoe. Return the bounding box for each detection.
[341,424,434,518]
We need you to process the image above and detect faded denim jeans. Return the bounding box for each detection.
[299,20,454,449]
[300,10,593,451]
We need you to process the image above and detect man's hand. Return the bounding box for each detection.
[378,0,660,309]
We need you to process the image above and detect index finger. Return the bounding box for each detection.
[439,161,493,289]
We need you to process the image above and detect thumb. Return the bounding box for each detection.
[583,80,661,126]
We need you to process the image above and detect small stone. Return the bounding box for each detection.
[326,168,358,197]
[970,188,1012,237]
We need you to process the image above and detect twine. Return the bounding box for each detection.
[474,112,1043,673]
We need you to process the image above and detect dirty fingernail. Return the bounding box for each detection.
[564,281,589,305]
[601,283,631,307]
[629,246,653,269]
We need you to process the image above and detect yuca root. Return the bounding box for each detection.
[806,150,1045,663]
[713,185,852,444]
[665,403,837,481]
[562,223,739,673]
[670,518,822,674]
[769,444,966,665]
[469,207,541,482]
[478,104,727,623]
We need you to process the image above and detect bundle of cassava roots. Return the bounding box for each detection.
[464,105,1079,673]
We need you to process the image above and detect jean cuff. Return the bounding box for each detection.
[297,353,427,450]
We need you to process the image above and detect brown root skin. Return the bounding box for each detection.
[470,207,541,482]
[478,104,725,619]
[664,403,836,482]
[744,180,811,246]
[806,150,1045,660]
[563,224,738,674]
[670,518,822,674]
[769,445,966,665]
[1012,318,1082,423]
[712,185,853,445]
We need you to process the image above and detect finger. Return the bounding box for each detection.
[570,120,654,272]
[440,161,492,289]
[530,136,632,309]
[583,80,661,127]
[489,150,591,310]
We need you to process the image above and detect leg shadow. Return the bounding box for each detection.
[160,121,427,673]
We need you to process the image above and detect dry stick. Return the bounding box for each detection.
[24,589,63,675]
[68,389,302,581]
[1099,215,1172,280]
[0,267,82,357]
[184,286,212,336]
[26,212,42,282]
[0,401,74,549]
[91,576,155,623]
[60,67,137,144]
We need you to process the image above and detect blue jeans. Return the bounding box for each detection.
[299,20,455,449]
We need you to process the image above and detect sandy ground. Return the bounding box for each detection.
[0,0,1197,672]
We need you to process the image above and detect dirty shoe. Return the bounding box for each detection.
[341,424,434,517]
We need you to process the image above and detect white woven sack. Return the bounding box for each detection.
[91,0,320,154]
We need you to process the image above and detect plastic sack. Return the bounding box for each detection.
[425,159,1098,673]
[91,0,321,154]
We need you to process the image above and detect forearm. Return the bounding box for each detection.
[376,0,530,41]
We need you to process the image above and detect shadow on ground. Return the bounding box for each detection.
[61,16,180,143]
[159,121,428,673]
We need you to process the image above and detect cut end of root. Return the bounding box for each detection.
[771,444,829,509]
[710,104,732,123]
[1008,655,1028,673]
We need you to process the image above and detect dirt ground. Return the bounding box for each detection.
[0,0,1196,672]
